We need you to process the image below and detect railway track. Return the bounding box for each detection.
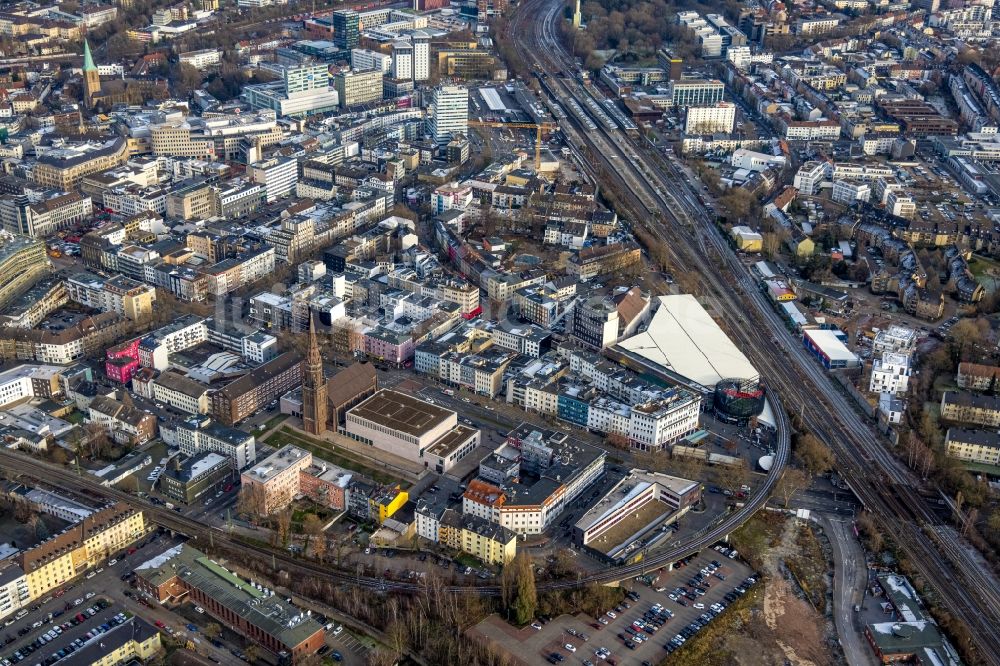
[511,0,1000,659]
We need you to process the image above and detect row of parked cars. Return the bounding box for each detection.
[1,601,119,666]
[618,601,674,651]
[663,574,759,656]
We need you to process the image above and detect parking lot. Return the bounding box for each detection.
[486,546,755,666]
[0,529,171,666]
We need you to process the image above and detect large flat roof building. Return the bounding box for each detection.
[134,544,323,663]
[344,389,479,473]
[574,469,700,564]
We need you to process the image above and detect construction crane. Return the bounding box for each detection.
[467,120,557,171]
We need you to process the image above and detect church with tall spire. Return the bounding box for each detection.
[301,314,328,436]
[82,39,101,109]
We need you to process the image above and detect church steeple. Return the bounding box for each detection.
[301,313,328,436]
[81,39,101,109]
[83,39,96,72]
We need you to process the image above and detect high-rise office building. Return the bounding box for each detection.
[391,41,413,80]
[412,32,430,81]
[333,69,384,108]
[333,10,360,50]
[429,85,468,146]
[242,64,340,118]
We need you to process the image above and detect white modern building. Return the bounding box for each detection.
[870,352,911,396]
[684,102,736,134]
[429,85,468,146]
[351,48,392,73]
[793,161,832,195]
[250,157,298,202]
[0,364,63,408]
[0,561,29,622]
[344,390,480,473]
[412,32,430,82]
[242,64,340,118]
[873,325,916,356]
[831,179,871,205]
[390,41,413,80]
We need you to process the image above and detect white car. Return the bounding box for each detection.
[195,606,205,614]
[333,625,344,636]
[693,603,705,610]
[605,611,616,619]
[564,643,576,653]
[108,559,117,566]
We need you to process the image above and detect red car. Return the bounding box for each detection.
[155,620,165,628]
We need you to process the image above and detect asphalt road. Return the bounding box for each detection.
[819,515,878,666]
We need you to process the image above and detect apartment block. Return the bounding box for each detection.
[940,390,1000,427]
[945,427,1000,466]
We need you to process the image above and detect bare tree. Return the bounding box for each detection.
[777,467,809,508]
[236,482,268,522]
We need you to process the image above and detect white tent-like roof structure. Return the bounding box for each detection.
[616,294,759,388]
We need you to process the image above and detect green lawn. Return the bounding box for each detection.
[969,255,1000,293]
[264,427,408,488]
[261,414,288,431]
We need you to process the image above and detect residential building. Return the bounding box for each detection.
[87,394,158,446]
[17,503,144,598]
[491,320,550,358]
[462,428,606,535]
[250,157,299,202]
[439,510,517,565]
[0,560,29,621]
[940,390,1000,427]
[412,33,430,81]
[667,79,725,108]
[66,273,156,321]
[352,48,392,73]
[0,312,130,365]
[945,427,1000,466]
[869,352,911,396]
[684,102,736,134]
[957,362,1000,391]
[0,233,48,312]
[175,416,256,470]
[873,325,916,356]
[241,445,314,515]
[151,369,210,414]
[391,41,412,80]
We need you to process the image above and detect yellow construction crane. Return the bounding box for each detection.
[467,120,557,171]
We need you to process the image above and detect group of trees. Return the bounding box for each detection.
[499,551,537,625]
